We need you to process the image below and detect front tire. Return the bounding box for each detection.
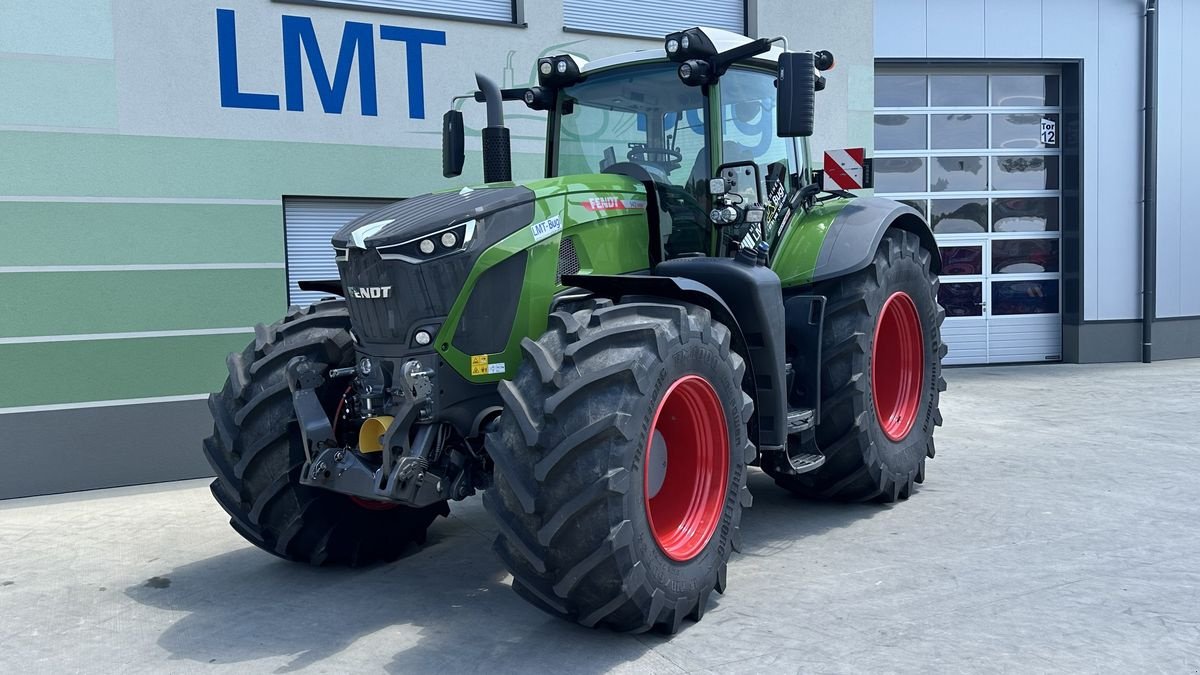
[203,301,448,566]
[484,301,754,633]
[770,228,946,502]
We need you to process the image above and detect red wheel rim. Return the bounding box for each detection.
[871,292,925,442]
[643,375,729,562]
[350,496,399,511]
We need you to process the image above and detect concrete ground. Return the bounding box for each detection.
[2,360,1199,674]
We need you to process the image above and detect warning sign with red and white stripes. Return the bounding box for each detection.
[823,147,867,191]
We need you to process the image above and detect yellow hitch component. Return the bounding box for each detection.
[357,416,394,453]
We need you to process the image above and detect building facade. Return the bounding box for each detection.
[1,0,1194,499]
[874,0,1200,365]
[0,0,873,498]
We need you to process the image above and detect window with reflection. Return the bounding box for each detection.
[992,156,1059,191]
[992,239,1059,274]
[930,75,987,106]
[931,198,987,233]
[939,283,983,317]
[992,280,1059,315]
[932,114,987,149]
[992,197,1059,232]
[993,113,1059,149]
[991,75,1060,107]
[900,199,927,217]
[875,114,927,150]
[932,156,987,192]
[876,74,927,107]
[940,246,983,275]
[874,157,926,193]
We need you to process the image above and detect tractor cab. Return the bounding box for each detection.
[444,27,830,260]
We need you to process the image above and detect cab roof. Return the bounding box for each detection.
[579,27,784,75]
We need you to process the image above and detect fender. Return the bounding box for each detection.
[562,270,788,453]
[810,197,940,283]
[297,279,345,297]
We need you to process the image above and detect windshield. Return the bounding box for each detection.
[557,63,709,189]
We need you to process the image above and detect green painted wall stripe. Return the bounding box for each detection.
[0,268,285,338]
[0,333,248,407]
[0,202,285,265]
[0,131,545,200]
[0,57,117,129]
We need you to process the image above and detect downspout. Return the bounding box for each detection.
[1142,0,1159,363]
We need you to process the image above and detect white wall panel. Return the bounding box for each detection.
[875,0,927,58]
[1155,0,1182,317]
[927,0,984,58]
[1094,0,1143,320]
[1177,0,1200,317]
[984,0,1042,59]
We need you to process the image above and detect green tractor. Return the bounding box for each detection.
[204,27,945,633]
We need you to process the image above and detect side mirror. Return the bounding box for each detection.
[442,109,465,178]
[777,52,815,138]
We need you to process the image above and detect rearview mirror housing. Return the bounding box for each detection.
[777,51,815,138]
[442,109,465,178]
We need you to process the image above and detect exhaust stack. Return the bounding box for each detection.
[475,73,512,183]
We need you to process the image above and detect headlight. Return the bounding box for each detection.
[677,59,713,86]
[377,219,475,263]
[666,38,679,54]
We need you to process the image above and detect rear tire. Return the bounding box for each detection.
[770,229,946,503]
[203,300,448,566]
[484,301,754,633]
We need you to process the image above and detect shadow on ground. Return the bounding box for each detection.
[125,470,887,673]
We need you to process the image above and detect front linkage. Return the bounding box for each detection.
[290,353,482,509]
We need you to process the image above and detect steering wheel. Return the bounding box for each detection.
[626,143,683,168]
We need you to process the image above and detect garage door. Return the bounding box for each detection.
[284,197,394,306]
[874,67,1063,365]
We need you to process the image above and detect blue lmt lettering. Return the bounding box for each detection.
[215,8,446,118]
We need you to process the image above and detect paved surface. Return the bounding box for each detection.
[2,360,1199,674]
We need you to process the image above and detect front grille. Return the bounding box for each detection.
[556,236,580,285]
[341,250,407,342]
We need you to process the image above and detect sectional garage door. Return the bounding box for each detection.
[874,67,1063,365]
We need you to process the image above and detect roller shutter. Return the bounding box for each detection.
[563,0,745,39]
[308,0,515,23]
[284,198,394,306]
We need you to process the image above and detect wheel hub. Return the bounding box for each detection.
[643,375,728,562]
[871,291,924,442]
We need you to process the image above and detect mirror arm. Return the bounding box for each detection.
[710,37,774,75]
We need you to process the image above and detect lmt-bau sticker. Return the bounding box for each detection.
[471,354,505,376]
[530,215,563,242]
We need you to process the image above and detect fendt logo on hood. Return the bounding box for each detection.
[348,286,392,299]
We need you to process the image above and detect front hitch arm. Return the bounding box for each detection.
[285,356,336,463]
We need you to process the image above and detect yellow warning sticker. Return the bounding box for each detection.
[470,354,506,376]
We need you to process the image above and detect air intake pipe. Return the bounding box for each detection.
[475,73,512,183]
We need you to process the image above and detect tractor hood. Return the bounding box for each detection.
[329,174,647,354]
[331,185,536,251]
